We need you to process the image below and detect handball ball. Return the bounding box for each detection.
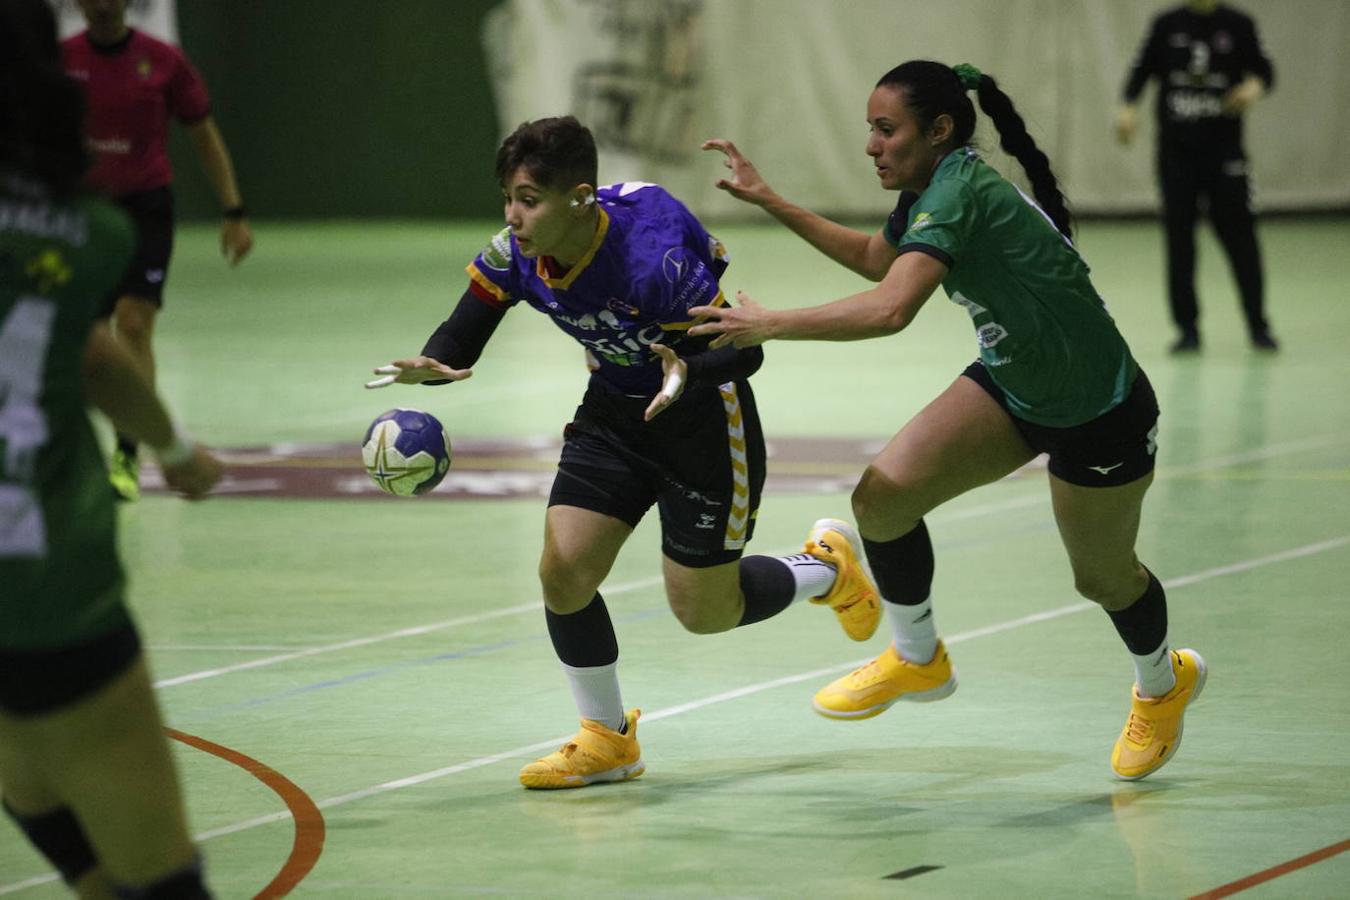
[362,408,452,496]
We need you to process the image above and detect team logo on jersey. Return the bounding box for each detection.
[949,290,987,318]
[905,212,933,236]
[976,322,1009,349]
[662,247,688,283]
[24,248,72,292]
[137,57,153,80]
[479,227,513,272]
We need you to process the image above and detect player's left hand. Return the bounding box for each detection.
[221,218,254,265]
[687,291,773,349]
[644,344,687,421]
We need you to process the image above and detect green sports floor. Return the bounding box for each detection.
[2,217,1348,898]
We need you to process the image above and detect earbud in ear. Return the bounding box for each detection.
[569,194,595,209]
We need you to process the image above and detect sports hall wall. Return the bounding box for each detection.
[164,0,1350,221]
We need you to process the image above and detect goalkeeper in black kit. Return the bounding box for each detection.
[1116,0,1276,353]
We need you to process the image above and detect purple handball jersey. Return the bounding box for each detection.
[465,182,729,396]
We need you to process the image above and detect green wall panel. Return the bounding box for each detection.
[167,0,505,220]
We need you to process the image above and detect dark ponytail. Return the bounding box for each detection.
[0,0,90,192]
[876,60,1074,240]
[970,71,1074,239]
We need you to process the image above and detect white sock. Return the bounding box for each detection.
[1132,640,1176,698]
[887,597,938,664]
[779,553,838,603]
[561,661,624,731]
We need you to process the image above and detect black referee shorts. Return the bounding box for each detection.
[105,185,176,314]
[549,379,766,568]
[962,360,1160,487]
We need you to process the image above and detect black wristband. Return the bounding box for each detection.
[222,205,247,220]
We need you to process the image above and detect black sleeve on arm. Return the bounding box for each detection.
[1242,15,1274,90]
[418,288,508,385]
[680,334,764,387]
[1122,18,1161,102]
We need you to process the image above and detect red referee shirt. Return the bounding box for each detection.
[61,29,211,196]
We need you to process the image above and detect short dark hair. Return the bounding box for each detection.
[494,116,598,193]
[0,0,89,190]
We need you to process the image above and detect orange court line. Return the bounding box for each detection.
[1188,838,1350,899]
[165,728,326,898]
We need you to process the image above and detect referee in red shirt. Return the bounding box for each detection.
[63,0,252,500]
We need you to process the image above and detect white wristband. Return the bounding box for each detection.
[153,430,195,468]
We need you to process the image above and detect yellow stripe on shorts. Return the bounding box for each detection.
[719,382,750,550]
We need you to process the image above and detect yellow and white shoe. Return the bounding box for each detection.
[1112,649,1207,781]
[519,709,644,789]
[804,518,881,642]
[813,641,957,720]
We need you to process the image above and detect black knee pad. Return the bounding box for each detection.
[1,796,98,885]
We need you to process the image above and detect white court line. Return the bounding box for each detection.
[151,432,1350,689]
[4,533,1348,896]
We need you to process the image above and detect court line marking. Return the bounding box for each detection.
[1188,838,1350,899]
[165,729,326,899]
[213,534,1350,832]
[151,432,1348,688]
[4,533,1346,895]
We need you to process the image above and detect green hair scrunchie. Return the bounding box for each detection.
[953,63,983,91]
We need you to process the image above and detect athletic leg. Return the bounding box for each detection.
[1207,150,1272,345]
[0,656,203,891]
[1159,144,1202,348]
[814,375,1037,719]
[1048,472,1205,780]
[106,296,159,501]
[520,505,643,789]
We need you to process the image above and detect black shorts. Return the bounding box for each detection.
[0,623,142,717]
[104,185,176,314]
[549,379,766,568]
[962,361,1160,487]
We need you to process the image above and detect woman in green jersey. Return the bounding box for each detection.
[691,60,1204,781]
[0,0,220,893]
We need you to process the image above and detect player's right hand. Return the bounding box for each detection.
[702,139,778,207]
[365,357,473,389]
[162,445,223,500]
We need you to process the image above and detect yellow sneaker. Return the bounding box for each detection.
[1112,649,1206,781]
[108,448,140,502]
[813,641,957,720]
[519,709,644,789]
[804,518,881,641]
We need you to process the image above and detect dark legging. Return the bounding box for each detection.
[1157,139,1268,338]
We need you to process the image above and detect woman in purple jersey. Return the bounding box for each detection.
[0,0,220,894]
[369,116,887,790]
[691,62,1203,782]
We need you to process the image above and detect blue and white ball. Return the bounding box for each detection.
[361,408,452,496]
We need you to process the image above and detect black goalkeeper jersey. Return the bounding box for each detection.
[1122,3,1273,147]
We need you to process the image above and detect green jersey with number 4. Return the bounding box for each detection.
[884,147,1137,427]
[1,171,135,650]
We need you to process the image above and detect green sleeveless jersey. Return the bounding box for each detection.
[1,171,135,650]
[884,148,1137,427]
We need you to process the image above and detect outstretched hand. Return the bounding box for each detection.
[701,139,778,207]
[160,444,223,500]
[644,343,687,421]
[365,356,473,389]
[687,291,774,349]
